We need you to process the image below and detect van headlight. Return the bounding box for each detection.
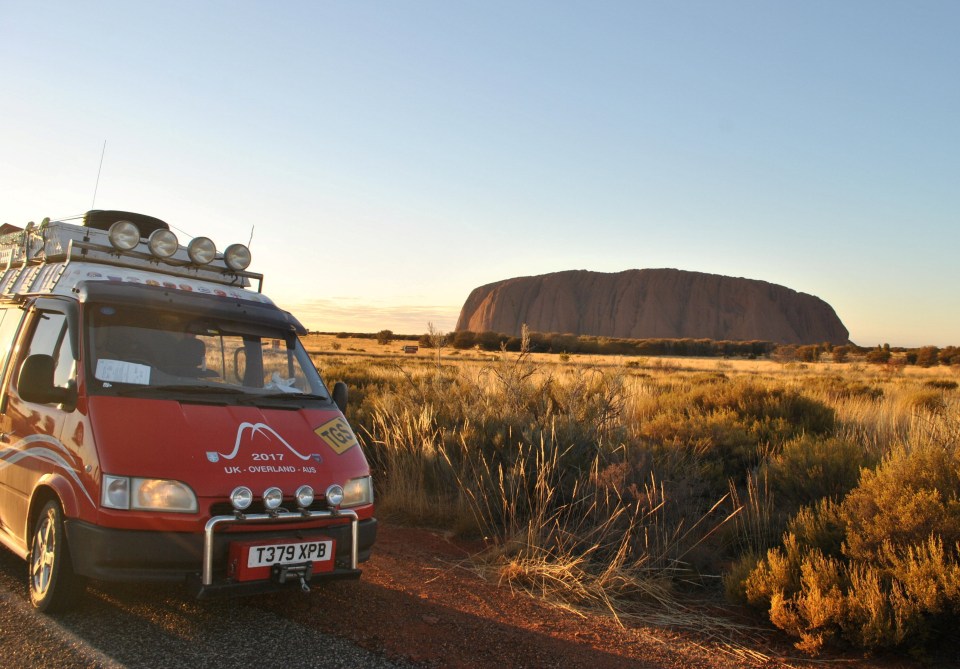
[102,475,198,513]
[342,476,373,508]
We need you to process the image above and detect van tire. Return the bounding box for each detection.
[28,500,83,612]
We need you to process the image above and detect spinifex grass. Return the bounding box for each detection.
[313,336,960,652]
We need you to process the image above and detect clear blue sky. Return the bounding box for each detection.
[2,1,958,346]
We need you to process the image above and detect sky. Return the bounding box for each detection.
[1,1,958,347]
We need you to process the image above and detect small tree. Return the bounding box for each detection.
[915,346,939,368]
[831,346,849,363]
[940,346,960,366]
[376,329,393,345]
[426,322,446,368]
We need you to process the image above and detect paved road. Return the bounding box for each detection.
[0,548,412,669]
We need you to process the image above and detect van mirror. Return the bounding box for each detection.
[332,381,348,413]
[18,354,70,406]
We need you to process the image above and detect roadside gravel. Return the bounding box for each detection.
[0,548,413,669]
[1,525,951,668]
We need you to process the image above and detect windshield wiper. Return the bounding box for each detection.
[112,384,247,396]
[235,392,330,405]
[263,392,329,400]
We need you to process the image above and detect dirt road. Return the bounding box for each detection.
[0,525,938,669]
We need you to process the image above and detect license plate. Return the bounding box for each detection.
[228,535,337,581]
[247,539,334,568]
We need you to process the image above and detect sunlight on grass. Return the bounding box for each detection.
[309,334,960,655]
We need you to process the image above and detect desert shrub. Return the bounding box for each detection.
[805,375,883,401]
[925,379,959,391]
[449,330,476,349]
[723,550,762,605]
[915,346,940,368]
[742,429,960,652]
[841,439,960,563]
[750,545,847,654]
[772,345,798,362]
[548,333,578,353]
[865,348,892,365]
[786,498,847,557]
[745,534,960,653]
[764,435,868,508]
[636,379,835,496]
[939,346,960,366]
[903,389,947,414]
[831,346,849,363]
[745,533,805,606]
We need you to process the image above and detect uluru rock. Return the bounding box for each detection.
[456,269,849,345]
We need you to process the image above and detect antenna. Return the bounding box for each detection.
[247,225,255,248]
[91,140,107,209]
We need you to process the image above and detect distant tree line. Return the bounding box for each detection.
[447,330,776,357]
[316,329,960,366]
[776,342,960,366]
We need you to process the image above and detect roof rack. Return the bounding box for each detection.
[0,213,264,299]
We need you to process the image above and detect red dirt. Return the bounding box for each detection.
[256,524,938,669]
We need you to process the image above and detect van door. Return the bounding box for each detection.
[0,301,77,544]
[0,306,27,534]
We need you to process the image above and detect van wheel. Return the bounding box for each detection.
[29,500,82,612]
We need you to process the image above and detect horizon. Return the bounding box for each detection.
[2,2,958,348]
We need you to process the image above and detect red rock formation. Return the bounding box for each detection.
[455,269,849,345]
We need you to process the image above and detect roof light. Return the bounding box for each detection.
[148,229,179,258]
[108,220,141,251]
[187,237,216,265]
[223,243,251,271]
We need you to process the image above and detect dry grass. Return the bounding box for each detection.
[307,335,960,654]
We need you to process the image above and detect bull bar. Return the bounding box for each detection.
[202,508,359,586]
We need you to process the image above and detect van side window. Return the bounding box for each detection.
[0,309,23,382]
[21,311,74,389]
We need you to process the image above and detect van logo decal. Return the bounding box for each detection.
[0,434,96,507]
[212,422,313,462]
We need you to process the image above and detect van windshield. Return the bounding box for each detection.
[85,303,328,401]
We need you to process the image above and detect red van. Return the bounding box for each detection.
[0,210,376,611]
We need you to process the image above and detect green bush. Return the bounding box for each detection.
[637,379,835,495]
[764,435,867,508]
[842,440,960,563]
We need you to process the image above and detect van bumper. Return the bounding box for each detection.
[64,516,377,588]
